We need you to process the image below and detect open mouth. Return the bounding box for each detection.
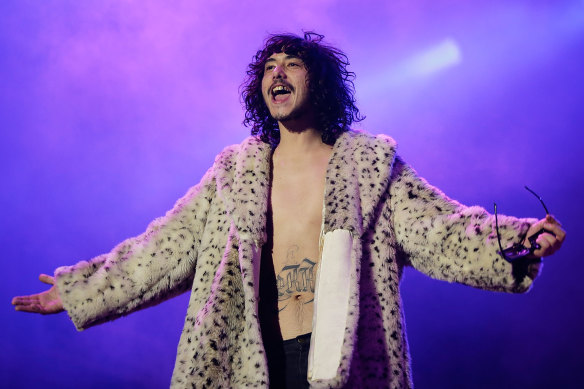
[271,84,292,101]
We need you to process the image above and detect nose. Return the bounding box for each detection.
[271,64,286,79]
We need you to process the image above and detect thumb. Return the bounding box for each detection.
[39,274,55,285]
[545,214,561,225]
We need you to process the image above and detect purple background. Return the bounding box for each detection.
[2,1,583,388]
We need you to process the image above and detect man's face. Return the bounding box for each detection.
[261,52,311,123]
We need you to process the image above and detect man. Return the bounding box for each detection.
[12,32,565,388]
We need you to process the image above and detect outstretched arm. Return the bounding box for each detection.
[12,274,64,314]
[11,166,216,330]
[389,157,566,292]
[53,169,216,330]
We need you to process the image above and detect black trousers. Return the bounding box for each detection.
[283,333,311,388]
[266,333,311,389]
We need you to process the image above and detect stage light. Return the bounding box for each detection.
[406,38,462,78]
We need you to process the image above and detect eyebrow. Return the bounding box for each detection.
[265,55,302,64]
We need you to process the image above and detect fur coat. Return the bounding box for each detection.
[55,130,538,388]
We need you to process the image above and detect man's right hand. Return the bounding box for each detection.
[12,274,64,314]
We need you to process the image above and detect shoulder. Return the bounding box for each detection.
[338,129,398,152]
[334,130,399,168]
[212,136,270,170]
[215,135,266,158]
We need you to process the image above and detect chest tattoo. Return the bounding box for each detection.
[276,246,316,312]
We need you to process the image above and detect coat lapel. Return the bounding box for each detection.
[214,136,272,246]
[324,131,398,236]
[310,131,399,385]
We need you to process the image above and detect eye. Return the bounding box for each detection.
[265,64,275,71]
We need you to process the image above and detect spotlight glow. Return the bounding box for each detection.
[406,38,462,77]
[360,38,463,96]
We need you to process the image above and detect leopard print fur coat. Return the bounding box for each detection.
[55,130,537,388]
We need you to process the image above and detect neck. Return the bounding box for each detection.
[276,113,324,153]
[278,127,323,152]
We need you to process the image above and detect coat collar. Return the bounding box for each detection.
[323,131,397,236]
[214,136,272,245]
[214,131,398,244]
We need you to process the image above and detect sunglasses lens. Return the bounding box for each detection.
[502,245,531,261]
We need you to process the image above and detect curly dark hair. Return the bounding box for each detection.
[241,32,364,145]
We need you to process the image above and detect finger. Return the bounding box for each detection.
[15,304,43,314]
[544,222,566,243]
[529,219,546,232]
[531,232,553,256]
[39,274,55,285]
[534,234,560,257]
[539,234,556,251]
[532,240,550,257]
[524,219,548,246]
[12,295,40,305]
[545,214,562,226]
[524,225,542,249]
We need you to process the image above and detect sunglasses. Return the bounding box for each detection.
[494,186,553,262]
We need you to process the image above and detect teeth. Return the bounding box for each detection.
[272,85,291,95]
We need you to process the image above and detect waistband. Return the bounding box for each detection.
[283,332,312,346]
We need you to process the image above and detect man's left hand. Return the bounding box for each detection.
[524,215,566,258]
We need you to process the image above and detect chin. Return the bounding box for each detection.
[272,113,296,122]
[270,106,307,124]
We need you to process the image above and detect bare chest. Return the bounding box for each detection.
[268,150,331,339]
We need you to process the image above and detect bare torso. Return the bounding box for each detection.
[268,144,332,340]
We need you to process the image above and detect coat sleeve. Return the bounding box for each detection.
[54,168,216,330]
[389,156,541,293]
